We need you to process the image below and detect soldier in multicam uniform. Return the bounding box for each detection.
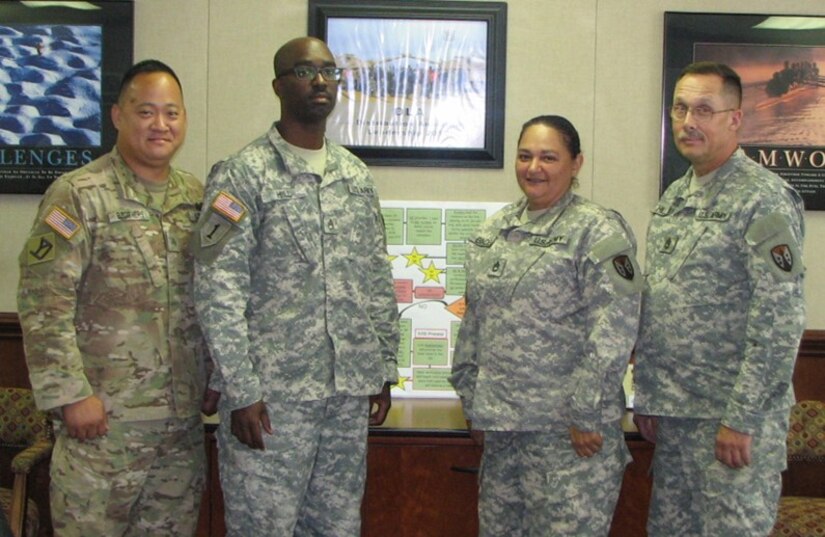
[449,115,642,536]
[17,60,208,536]
[192,37,399,536]
[634,62,806,536]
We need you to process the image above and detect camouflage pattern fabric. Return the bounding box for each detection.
[193,123,398,534]
[647,414,788,537]
[49,417,204,537]
[17,149,207,421]
[193,123,399,412]
[16,148,207,535]
[480,428,629,537]
[450,191,641,433]
[635,148,806,534]
[449,191,640,535]
[217,396,368,536]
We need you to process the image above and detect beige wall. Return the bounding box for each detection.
[1,0,823,327]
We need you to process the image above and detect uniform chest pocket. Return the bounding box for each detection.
[95,220,164,287]
[258,198,314,265]
[667,223,743,283]
[478,243,579,320]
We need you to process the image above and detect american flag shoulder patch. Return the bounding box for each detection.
[211,191,246,223]
[44,206,80,240]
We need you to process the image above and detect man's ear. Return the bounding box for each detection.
[111,103,122,131]
[272,78,281,98]
[729,108,743,132]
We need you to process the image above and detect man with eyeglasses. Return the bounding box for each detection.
[633,61,805,536]
[192,36,399,536]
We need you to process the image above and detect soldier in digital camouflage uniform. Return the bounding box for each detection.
[17,60,208,536]
[192,37,399,536]
[634,62,806,537]
[449,115,642,537]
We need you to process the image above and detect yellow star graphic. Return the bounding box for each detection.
[419,260,445,284]
[386,254,398,263]
[403,246,427,268]
[392,376,408,391]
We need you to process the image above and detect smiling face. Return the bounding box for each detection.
[671,73,741,176]
[515,123,583,210]
[111,71,186,181]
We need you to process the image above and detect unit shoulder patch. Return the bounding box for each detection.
[25,233,57,266]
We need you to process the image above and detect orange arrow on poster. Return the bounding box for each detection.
[446,296,466,319]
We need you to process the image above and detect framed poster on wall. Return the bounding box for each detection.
[662,12,825,210]
[0,1,133,194]
[308,0,507,168]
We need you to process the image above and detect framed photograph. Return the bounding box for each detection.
[0,1,133,194]
[308,0,507,168]
[662,12,825,210]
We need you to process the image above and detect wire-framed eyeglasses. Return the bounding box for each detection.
[670,103,736,122]
[278,65,343,81]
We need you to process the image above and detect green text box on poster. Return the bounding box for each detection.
[445,209,487,241]
[413,338,449,366]
[381,207,404,245]
[451,320,461,349]
[397,318,412,368]
[413,368,454,391]
[446,267,466,296]
[446,242,467,265]
[406,208,442,245]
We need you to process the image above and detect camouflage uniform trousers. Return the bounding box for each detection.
[648,412,789,537]
[217,395,369,537]
[479,426,629,537]
[49,416,204,537]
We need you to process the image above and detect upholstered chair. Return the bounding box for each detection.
[0,388,53,537]
[771,400,825,537]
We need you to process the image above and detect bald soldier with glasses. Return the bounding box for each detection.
[192,37,399,536]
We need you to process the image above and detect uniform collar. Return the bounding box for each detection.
[109,148,192,212]
[500,190,575,234]
[268,122,341,185]
[658,148,745,214]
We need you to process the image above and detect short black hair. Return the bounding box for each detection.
[518,115,581,157]
[117,59,183,101]
[676,61,742,107]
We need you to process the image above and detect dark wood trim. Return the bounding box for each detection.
[799,329,825,358]
[0,311,21,337]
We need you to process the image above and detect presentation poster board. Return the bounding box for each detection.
[382,200,506,398]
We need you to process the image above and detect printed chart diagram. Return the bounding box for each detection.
[381,200,506,398]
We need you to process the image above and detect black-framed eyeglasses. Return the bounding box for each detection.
[278,65,343,81]
[670,103,736,122]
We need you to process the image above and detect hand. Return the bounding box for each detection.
[569,426,603,457]
[715,425,752,469]
[633,413,658,443]
[201,388,221,416]
[230,400,272,450]
[62,395,108,441]
[368,382,392,426]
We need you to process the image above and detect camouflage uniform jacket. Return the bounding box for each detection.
[17,149,207,421]
[449,192,642,432]
[634,148,806,434]
[193,123,399,410]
